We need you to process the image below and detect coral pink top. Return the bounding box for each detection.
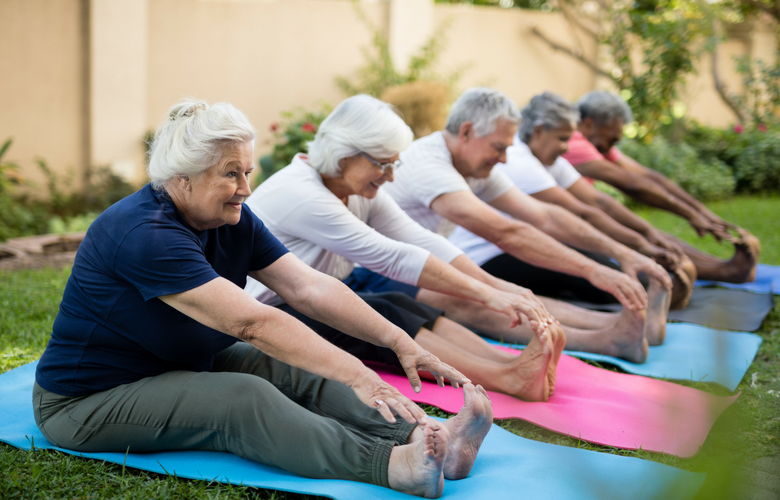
[563,131,623,167]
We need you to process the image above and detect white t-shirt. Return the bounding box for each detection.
[244,154,463,304]
[382,131,515,238]
[501,139,582,194]
[448,139,582,266]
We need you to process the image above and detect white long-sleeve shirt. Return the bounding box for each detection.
[244,154,463,304]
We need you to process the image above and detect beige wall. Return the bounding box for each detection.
[433,4,597,109]
[0,0,775,192]
[0,0,87,191]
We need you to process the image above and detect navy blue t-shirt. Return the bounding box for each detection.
[36,184,289,397]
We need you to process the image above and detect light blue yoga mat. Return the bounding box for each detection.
[1,362,704,500]
[696,264,780,295]
[486,322,761,391]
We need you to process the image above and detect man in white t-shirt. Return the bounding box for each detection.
[383,88,672,352]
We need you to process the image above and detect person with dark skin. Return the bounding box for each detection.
[563,91,760,285]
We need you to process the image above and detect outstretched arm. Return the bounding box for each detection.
[616,155,734,232]
[160,254,469,425]
[430,189,648,310]
[573,158,719,237]
[490,188,671,288]
[531,184,665,259]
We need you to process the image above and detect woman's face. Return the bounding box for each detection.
[528,122,574,166]
[332,152,399,200]
[181,141,254,230]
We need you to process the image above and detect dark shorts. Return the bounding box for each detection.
[482,250,647,305]
[276,292,443,368]
[342,268,420,299]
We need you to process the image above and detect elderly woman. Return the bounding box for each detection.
[32,99,492,498]
[245,94,565,401]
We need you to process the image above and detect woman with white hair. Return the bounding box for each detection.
[246,94,565,402]
[32,98,490,498]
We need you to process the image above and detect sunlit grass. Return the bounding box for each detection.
[1,196,778,498]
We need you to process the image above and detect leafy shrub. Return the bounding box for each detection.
[380,81,450,138]
[257,105,331,183]
[733,131,780,193]
[619,137,735,201]
[0,138,137,242]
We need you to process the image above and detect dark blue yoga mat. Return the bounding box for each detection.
[696,264,780,295]
[1,362,704,500]
[485,322,761,391]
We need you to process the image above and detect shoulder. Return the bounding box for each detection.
[563,131,604,166]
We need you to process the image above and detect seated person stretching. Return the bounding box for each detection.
[32,99,490,499]
[451,91,684,310]
[563,90,760,284]
[246,94,562,401]
[383,87,672,362]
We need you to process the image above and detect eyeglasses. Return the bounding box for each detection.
[360,152,402,174]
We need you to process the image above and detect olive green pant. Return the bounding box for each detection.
[32,342,415,487]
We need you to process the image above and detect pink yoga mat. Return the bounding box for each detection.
[372,346,737,458]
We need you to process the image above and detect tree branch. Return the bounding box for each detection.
[711,41,748,123]
[737,0,780,22]
[530,26,614,80]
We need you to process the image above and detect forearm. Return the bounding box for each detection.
[648,170,707,212]
[497,222,603,281]
[448,254,525,294]
[624,178,701,221]
[597,195,657,237]
[243,307,371,386]
[416,254,496,306]
[579,207,651,252]
[536,205,636,263]
[281,272,413,351]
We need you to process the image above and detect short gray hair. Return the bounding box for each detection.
[518,92,580,143]
[307,95,413,177]
[147,98,256,191]
[577,91,633,126]
[444,87,520,137]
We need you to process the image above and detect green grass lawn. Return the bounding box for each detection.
[2,196,779,499]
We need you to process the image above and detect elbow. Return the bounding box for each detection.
[492,223,529,253]
[233,319,261,343]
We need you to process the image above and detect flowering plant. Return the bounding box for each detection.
[258,105,331,183]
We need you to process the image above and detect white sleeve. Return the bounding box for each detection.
[498,160,557,195]
[548,157,582,189]
[471,168,515,202]
[365,191,464,263]
[282,191,432,286]
[407,158,473,208]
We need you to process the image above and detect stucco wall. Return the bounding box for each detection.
[0,0,87,191]
[0,0,775,191]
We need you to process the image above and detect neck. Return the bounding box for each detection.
[164,184,204,231]
[321,174,352,204]
[443,131,470,178]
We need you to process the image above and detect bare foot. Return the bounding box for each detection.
[720,229,761,283]
[441,383,493,480]
[501,334,552,401]
[544,322,565,395]
[389,421,448,498]
[670,261,694,310]
[600,307,649,363]
[644,277,671,346]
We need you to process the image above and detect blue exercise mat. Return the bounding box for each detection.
[696,264,780,295]
[1,362,704,500]
[486,322,761,391]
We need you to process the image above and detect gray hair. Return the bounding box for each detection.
[518,92,580,143]
[444,87,520,137]
[577,90,633,126]
[147,98,256,191]
[307,95,413,177]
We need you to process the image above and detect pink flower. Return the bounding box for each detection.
[734,124,744,134]
[757,123,768,132]
[270,122,279,132]
[301,122,317,133]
